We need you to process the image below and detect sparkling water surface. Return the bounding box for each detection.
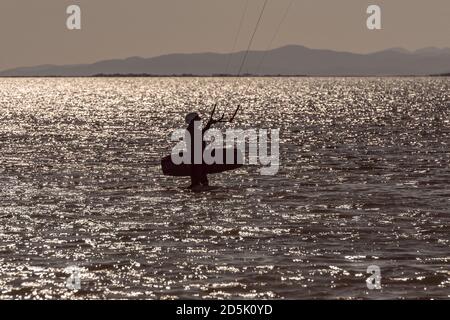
[0,77,449,299]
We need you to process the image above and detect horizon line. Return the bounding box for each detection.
[1,74,449,78]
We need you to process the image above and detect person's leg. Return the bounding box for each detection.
[200,173,209,186]
[189,166,197,188]
[189,165,201,188]
[200,165,209,186]
[189,176,198,188]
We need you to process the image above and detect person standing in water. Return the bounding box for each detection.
[185,112,210,189]
[184,105,240,189]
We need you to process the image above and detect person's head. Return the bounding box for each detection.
[185,112,201,125]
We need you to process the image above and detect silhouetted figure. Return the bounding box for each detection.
[184,105,240,190]
[185,112,210,189]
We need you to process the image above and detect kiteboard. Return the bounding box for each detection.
[161,148,243,177]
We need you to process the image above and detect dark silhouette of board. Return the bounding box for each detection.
[161,148,243,177]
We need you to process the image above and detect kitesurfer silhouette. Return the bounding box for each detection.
[185,105,240,189]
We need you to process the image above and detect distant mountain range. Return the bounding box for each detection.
[1,45,450,77]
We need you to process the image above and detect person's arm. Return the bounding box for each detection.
[203,104,221,133]
[203,104,240,133]
[203,119,214,133]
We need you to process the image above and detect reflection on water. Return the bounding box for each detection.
[0,77,449,299]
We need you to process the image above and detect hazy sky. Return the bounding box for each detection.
[1,0,449,70]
